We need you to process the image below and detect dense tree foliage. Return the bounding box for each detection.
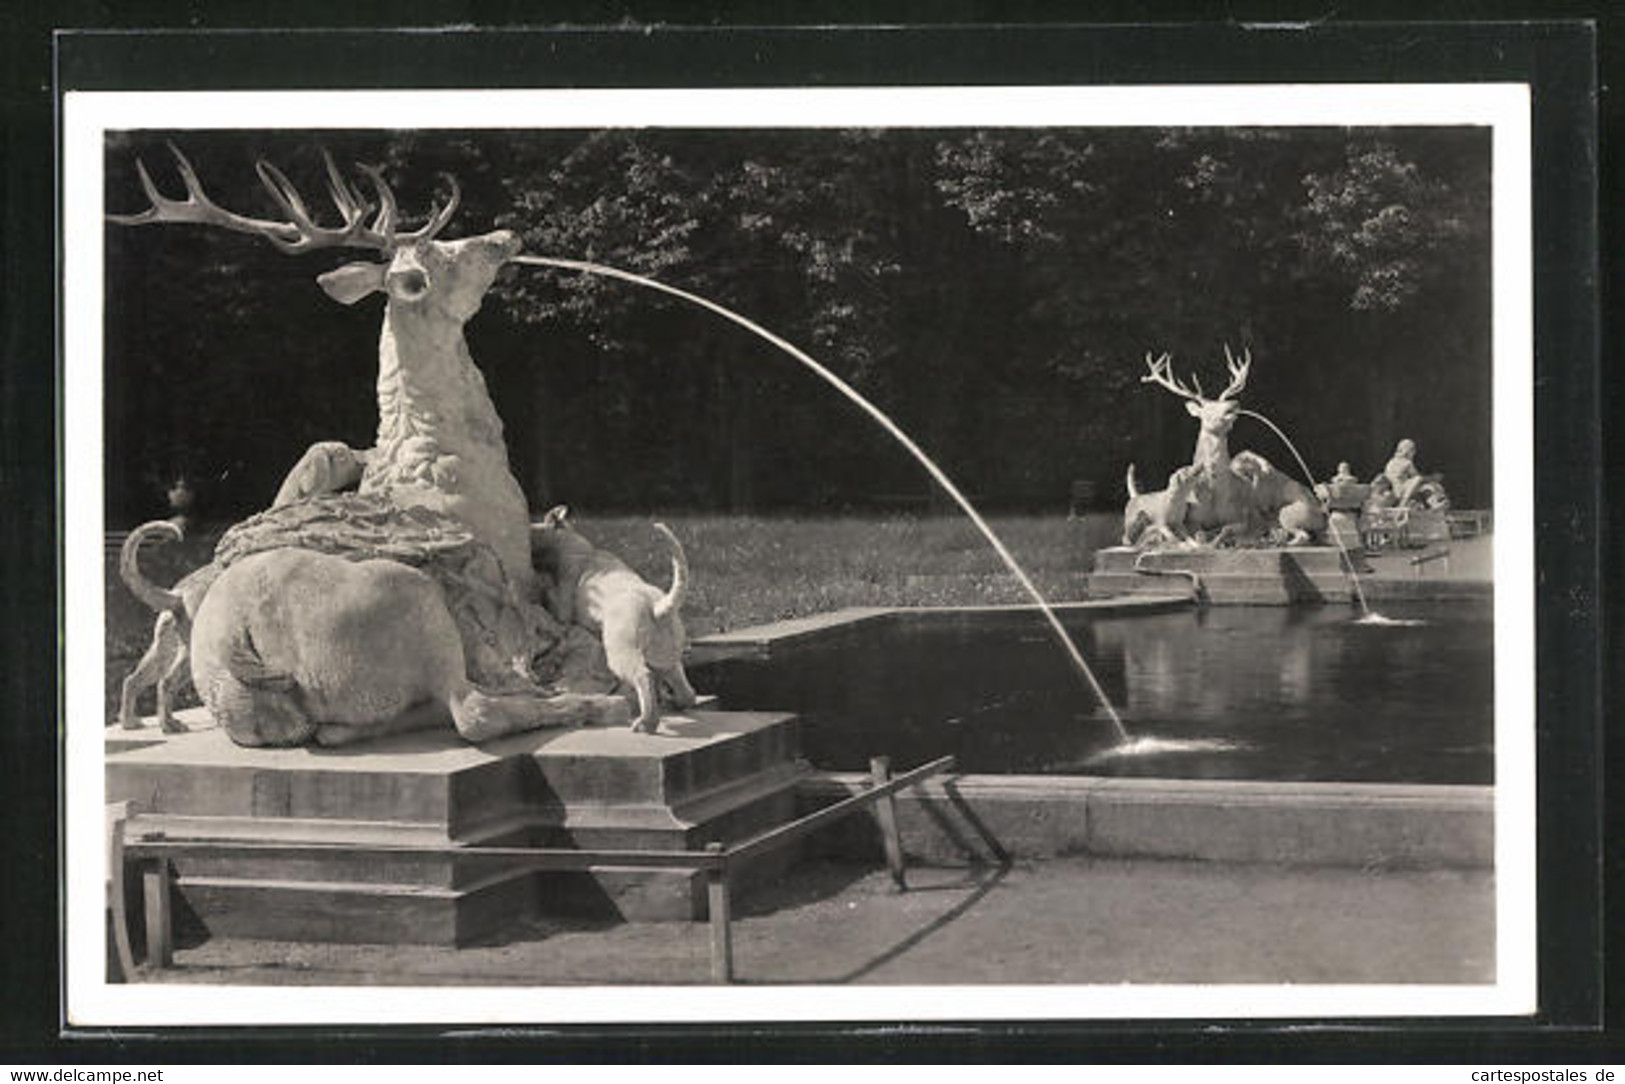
[102,125,1490,524]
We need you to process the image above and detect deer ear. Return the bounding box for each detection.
[1184,400,1202,417]
[317,261,388,305]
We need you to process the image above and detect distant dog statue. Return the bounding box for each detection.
[1122,463,1202,548]
[1230,451,1327,546]
[116,521,222,732]
[531,506,699,734]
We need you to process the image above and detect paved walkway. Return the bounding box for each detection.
[159,856,1494,987]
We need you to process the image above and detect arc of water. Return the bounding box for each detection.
[1239,408,1373,617]
[510,253,1129,743]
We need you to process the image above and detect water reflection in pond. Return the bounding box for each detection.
[690,600,1493,785]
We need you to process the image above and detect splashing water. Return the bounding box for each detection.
[1082,735,1248,765]
[1239,407,1379,620]
[1352,611,1427,627]
[510,254,1131,743]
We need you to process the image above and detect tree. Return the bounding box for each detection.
[100,124,1493,523]
[929,126,1490,499]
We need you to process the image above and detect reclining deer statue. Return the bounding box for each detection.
[110,145,627,746]
[1130,345,1324,547]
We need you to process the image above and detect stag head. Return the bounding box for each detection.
[110,143,521,323]
[1140,344,1252,437]
[318,231,522,323]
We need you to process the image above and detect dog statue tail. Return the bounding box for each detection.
[1125,463,1141,500]
[649,522,689,621]
[119,520,186,613]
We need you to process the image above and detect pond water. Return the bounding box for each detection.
[689,599,1494,785]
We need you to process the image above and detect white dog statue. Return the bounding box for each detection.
[531,506,699,734]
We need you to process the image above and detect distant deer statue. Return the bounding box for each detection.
[108,146,628,746]
[1132,345,1324,547]
[1136,345,1259,539]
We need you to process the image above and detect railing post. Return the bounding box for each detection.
[106,803,138,983]
[870,756,908,892]
[705,842,733,984]
[141,858,173,969]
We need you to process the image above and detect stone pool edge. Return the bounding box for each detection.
[689,596,1192,663]
[798,772,1492,870]
[694,601,1493,872]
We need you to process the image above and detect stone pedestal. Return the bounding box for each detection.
[1324,482,1370,511]
[1087,546,1364,605]
[108,707,804,945]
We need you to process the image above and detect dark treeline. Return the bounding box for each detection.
[102,125,1491,526]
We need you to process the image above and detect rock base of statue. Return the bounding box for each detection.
[1087,546,1366,605]
[108,707,805,945]
[213,493,561,689]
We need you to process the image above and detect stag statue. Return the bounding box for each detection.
[114,146,536,591]
[1130,346,1325,547]
[110,146,627,746]
[1136,346,1258,540]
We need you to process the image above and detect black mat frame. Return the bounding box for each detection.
[3,13,1607,1062]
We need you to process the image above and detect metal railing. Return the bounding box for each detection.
[118,753,954,984]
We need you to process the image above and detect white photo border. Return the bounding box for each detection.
[63,83,1535,1026]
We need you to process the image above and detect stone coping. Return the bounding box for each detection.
[1359,578,1493,601]
[108,705,781,773]
[689,562,1491,665]
[107,705,804,835]
[690,596,1189,661]
[801,771,1494,870]
[1092,544,1353,568]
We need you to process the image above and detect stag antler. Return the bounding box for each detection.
[1140,351,1205,402]
[1140,346,1252,403]
[1218,343,1252,401]
[109,142,460,253]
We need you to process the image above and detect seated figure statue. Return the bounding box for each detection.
[1371,438,1451,511]
[1381,439,1425,506]
[1365,438,1456,510]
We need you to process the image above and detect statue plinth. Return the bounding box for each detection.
[109,707,805,943]
[1087,545,1364,605]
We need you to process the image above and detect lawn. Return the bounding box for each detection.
[102,512,1123,724]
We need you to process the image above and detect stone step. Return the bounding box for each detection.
[534,767,804,921]
[1088,546,1360,604]
[1087,571,1355,604]
[158,792,801,935]
[528,711,801,810]
[108,722,527,832]
[138,761,802,920]
[173,867,537,947]
[111,708,810,933]
[144,815,533,889]
[539,844,799,923]
[110,709,801,830]
[1093,545,1357,575]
